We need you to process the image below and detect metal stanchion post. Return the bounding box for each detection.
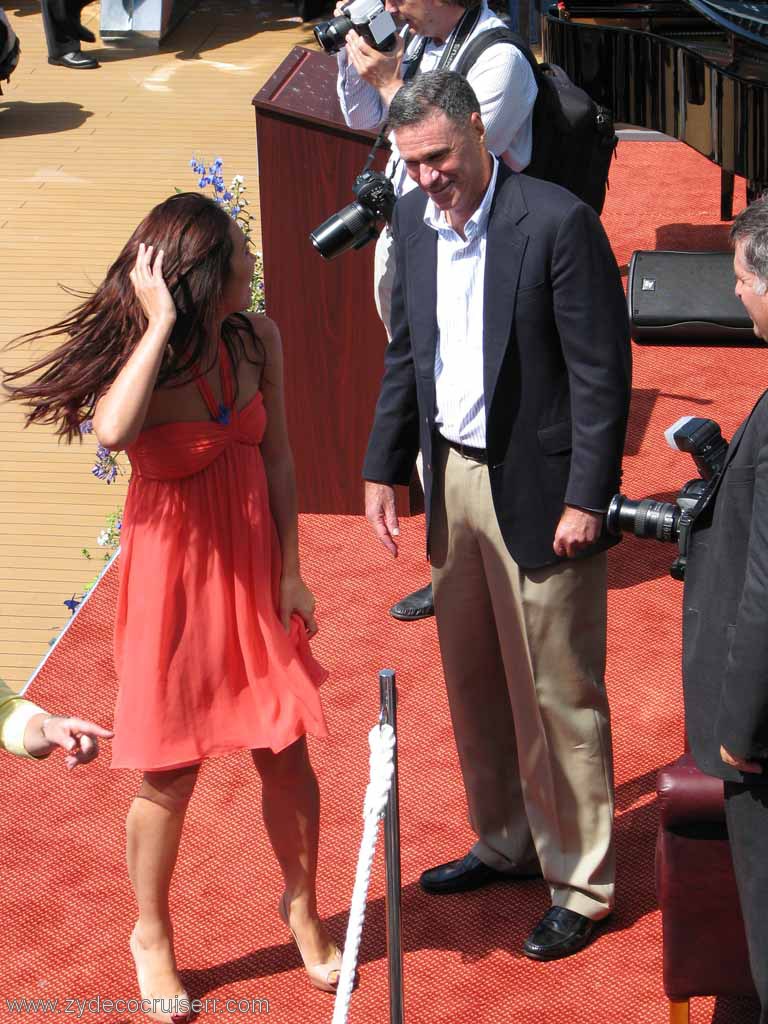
[379,669,404,1024]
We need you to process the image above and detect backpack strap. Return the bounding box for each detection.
[452,26,542,87]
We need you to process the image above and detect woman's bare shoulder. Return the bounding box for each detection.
[243,313,282,363]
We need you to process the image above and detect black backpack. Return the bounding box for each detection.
[453,28,617,215]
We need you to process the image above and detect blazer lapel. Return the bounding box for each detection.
[483,175,528,409]
[405,223,438,380]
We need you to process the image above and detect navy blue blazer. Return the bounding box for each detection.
[363,162,632,569]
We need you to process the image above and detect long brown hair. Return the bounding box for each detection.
[3,192,263,441]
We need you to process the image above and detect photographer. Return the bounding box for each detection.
[337,0,538,619]
[682,193,768,1022]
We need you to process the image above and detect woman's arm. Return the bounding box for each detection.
[256,315,318,636]
[92,244,176,450]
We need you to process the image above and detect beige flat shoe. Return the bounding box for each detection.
[278,893,343,993]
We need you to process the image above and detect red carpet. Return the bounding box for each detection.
[2,142,763,1024]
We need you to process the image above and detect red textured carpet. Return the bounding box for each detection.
[2,142,764,1024]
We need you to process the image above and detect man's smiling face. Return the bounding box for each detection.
[394,109,490,230]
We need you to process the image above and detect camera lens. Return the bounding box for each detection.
[607,494,681,542]
[310,202,379,260]
[313,15,353,53]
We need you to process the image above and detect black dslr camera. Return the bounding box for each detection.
[314,0,398,54]
[310,169,396,260]
[606,416,729,580]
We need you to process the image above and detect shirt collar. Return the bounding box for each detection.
[422,155,499,242]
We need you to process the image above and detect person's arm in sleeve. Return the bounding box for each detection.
[0,679,46,759]
[362,206,420,556]
[466,42,538,166]
[337,46,387,128]
[551,201,632,519]
[0,679,112,766]
[716,436,768,763]
[362,205,420,486]
[336,27,406,128]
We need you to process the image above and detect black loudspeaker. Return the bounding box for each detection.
[628,250,759,345]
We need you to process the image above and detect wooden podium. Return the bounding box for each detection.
[253,47,421,516]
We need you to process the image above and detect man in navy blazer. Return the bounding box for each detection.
[683,195,768,1020]
[363,70,631,959]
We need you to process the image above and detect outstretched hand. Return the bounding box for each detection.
[129,243,176,326]
[24,713,114,769]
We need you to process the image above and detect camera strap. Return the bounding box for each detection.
[405,5,483,79]
[361,6,484,181]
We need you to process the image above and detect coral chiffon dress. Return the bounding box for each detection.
[111,342,328,771]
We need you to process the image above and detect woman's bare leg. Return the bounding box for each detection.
[251,738,338,969]
[126,764,200,1021]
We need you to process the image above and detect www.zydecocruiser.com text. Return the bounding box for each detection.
[6,996,269,1017]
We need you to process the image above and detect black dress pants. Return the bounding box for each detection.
[724,782,768,1023]
[40,0,93,59]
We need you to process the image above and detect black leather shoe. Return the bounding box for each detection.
[389,582,434,621]
[420,851,541,895]
[48,51,99,69]
[522,906,601,960]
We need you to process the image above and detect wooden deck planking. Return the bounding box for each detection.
[1,0,316,688]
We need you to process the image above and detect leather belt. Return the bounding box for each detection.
[440,435,488,464]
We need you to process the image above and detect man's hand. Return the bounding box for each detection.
[720,745,764,774]
[345,28,404,102]
[365,481,400,556]
[553,506,603,559]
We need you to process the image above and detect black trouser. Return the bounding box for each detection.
[40,0,93,58]
[724,782,768,1023]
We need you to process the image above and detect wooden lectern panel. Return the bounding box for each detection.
[253,47,422,517]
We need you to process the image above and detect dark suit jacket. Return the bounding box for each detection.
[683,388,768,782]
[363,162,632,569]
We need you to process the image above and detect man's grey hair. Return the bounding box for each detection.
[731,192,768,296]
[388,70,481,132]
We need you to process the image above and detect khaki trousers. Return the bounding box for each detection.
[430,441,615,919]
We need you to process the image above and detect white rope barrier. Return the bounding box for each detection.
[331,722,396,1024]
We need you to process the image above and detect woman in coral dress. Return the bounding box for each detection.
[4,193,341,1021]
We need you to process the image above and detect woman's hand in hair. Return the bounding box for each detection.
[129,243,177,327]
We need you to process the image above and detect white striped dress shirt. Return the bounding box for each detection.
[336,3,537,197]
[425,156,499,449]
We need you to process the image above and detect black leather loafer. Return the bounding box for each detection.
[48,51,99,69]
[522,906,601,960]
[420,851,541,895]
[389,582,434,621]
